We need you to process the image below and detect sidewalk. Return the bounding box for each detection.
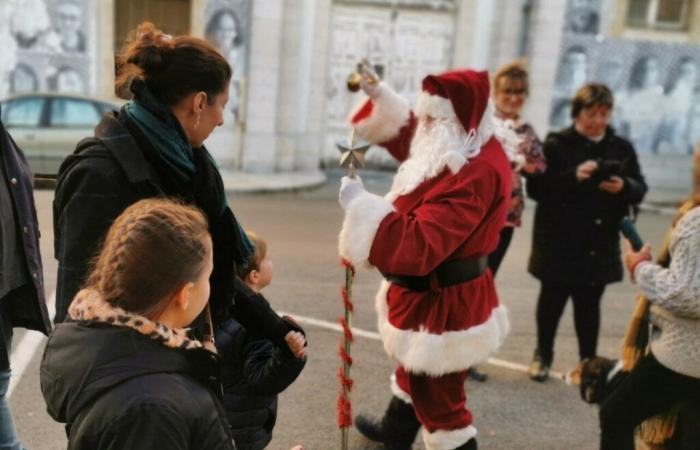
[640,189,689,214]
[220,169,327,193]
[221,168,689,217]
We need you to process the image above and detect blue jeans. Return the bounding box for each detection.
[0,311,23,450]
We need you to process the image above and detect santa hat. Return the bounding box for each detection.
[416,70,489,130]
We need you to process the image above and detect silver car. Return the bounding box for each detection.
[0,93,120,176]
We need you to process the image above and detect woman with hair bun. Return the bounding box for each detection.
[53,22,304,359]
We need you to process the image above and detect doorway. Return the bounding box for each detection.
[114,0,192,50]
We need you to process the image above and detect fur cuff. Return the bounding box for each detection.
[338,191,395,268]
[375,281,510,376]
[422,425,477,450]
[390,373,413,404]
[350,83,411,144]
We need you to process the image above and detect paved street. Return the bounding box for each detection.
[11,170,675,450]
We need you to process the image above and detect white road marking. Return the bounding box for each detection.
[6,297,565,399]
[279,311,566,381]
[8,291,56,398]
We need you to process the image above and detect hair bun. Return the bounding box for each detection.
[126,23,174,74]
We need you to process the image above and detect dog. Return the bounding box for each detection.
[579,356,626,404]
[579,357,700,449]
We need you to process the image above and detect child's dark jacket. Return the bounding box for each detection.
[216,316,306,450]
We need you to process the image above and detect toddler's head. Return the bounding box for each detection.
[237,231,273,292]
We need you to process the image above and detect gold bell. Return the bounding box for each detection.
[346,73,363,92]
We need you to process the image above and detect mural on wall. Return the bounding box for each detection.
[340,0,457,8]
[203,0,252,168]
[324,4,454,165]
[551,0,700,158]
[0,0,95,98]
[565,0,601,34]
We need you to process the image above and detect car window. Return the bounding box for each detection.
[4,97,45,127]
[97,102,116,115]
[50,98,101,128]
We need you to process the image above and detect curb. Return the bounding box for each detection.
[220,170,327,193]
[639,203,680,215]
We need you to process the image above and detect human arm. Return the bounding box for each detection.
[632,213,700,318]
[517,124,546,177]
[339,165,498,274]
[617,144,647,204]
[526,134,588,203]
[229,279,305,356]
[350,81,417,163]
[238,335,307,396]
[53,152,132,323]
[598,141,647,201]
[100,403,192,450]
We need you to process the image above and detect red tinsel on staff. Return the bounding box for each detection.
[337,258,355,447]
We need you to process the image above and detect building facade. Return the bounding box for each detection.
[0,0,697,192]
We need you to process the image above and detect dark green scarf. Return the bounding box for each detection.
[122,82,255,266]
[123,84,198,188]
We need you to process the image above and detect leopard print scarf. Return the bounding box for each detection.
[68,289,216,353]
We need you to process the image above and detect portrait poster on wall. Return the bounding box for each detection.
[550,0,700,190]
[203,0,252,168]
[0,0,96,97]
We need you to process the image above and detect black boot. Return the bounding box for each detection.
[355,396,421,450]
[468,366,488,382]
[454,438,477,450]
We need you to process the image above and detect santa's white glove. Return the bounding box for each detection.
[359,64,382,99]
[339,175,366,210]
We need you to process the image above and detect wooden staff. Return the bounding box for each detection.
[336,129,369,450]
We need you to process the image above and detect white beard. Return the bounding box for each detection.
[386,118,470,202]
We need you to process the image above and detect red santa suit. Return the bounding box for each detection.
[339,70,512,449]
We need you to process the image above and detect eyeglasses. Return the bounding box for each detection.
[501,88,528,97]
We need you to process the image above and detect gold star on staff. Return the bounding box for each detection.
[337,130,370,179]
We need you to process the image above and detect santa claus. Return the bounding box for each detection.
[337,69,512,450]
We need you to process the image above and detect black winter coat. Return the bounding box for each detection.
[0,110,51,339]
[41,321,235,450]
[53,112,296,344]
[216,317,306,450]
[527,126,647,285]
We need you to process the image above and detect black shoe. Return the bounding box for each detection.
[529,349,551,382]
[455,438,477,450]
[355,396,421,450]
[468,366,488,382]
[354,414,385,443]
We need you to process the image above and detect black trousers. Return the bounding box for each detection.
[600,353,700,450]
[535,282,605,363]
[487,226,514,276]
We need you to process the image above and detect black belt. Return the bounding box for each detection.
[382,256,488,292]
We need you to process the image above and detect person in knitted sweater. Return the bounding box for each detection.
[599,151,700,450]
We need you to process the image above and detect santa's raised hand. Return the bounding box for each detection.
[338,175,366,210]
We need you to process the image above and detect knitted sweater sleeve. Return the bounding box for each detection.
[635,208,700,318]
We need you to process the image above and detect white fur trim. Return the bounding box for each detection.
[384,100,496,203]
[389,373,413,404]
[442,150,467,174]
[375,281,510,376]
[338,191,395,268]
[422,425,477,450]
[350,83,411,144]
[492,114,525,169]
[415,92,457,120]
